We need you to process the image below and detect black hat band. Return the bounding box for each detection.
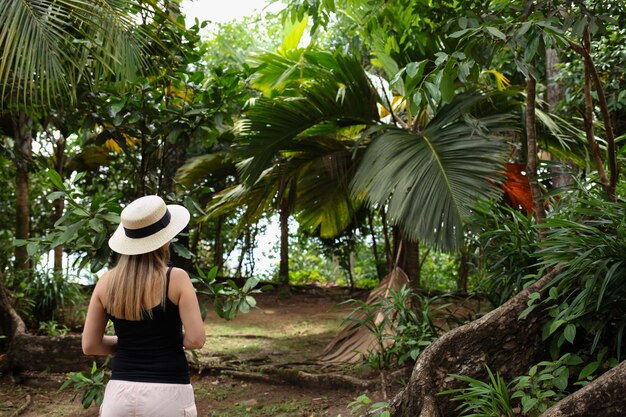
[124,209,171,239]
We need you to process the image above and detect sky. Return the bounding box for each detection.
[180,0,288,276]
[181,0,281,25]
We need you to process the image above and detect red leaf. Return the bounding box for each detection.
[502,164,534,215]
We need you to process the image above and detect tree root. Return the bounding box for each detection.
[223,367,379,390]
[7,333,103,373]
[387,270,558,417]
[9,394,31,417]
[540,359,626,417]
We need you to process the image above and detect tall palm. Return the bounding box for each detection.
[0,2,170,358]
[188,134,362,289]
[0,0,154,107]
[238,50,514,255]
[0,0,161,273]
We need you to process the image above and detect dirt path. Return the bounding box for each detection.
[1,288,390,417]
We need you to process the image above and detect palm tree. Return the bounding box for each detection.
[236,50,514,286]
[188,134,363,292]
[0,0,159,273]
[0,0,153,107]
[0,0,163,344]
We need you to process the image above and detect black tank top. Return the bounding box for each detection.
[108,267,190,384]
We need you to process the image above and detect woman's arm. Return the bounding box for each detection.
[82,277,117,356]
[173,268,206,350]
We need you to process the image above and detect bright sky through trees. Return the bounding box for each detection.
[181,0,280,25]
[181,0,286,277]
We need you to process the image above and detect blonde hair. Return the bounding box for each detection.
[105,243,170,320]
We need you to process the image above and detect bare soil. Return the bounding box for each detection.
[1,287,397,417]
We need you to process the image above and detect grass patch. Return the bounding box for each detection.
[207,398,323,417]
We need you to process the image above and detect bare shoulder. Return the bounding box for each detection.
[93,271,111,303]
[169,267,191,284]
[168,267,193,302]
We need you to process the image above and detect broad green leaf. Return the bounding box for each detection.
[280,15,309,52]
[522,396,538,413]
[549,319,565,335]
[486,26,507,41]
[352,93,511,250]
[579,362,599,380]
[404,61,426,93]
[109,98,126,115]
[238,300,250,314]
[449,28,472,38]
[440,65,456,104]
[525,35,541,62]
[245,296,257,308]
[552,371,569,391]
[26,241,38,257]
[47,191,66,202]
[47,169,66,191]
[564,324,576,344]
[60,220,86,244]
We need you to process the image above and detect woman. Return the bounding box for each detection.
[82,195,206,417]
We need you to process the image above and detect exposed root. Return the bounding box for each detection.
[540,359,626,417]
[9,394,31,417]
[223,367,379,390]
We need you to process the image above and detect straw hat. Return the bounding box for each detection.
[108,195,190,255]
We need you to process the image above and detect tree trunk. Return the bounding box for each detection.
[545,48,563,110]
[579,34,609,200]
[346,251,355,290]
[525,71,546,229]
[541,360,626,417]
[456,248,468,294]
[545,47,573,190]
[393,228,420,290]
[278,198,290,295]
[0,273,26,341]
[53,134,66,272]
[569,27,617,201]
[12,112,33,273]
[387,270,558,417]
[367,211,384,279]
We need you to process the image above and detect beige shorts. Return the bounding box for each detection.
[100,380,197,417]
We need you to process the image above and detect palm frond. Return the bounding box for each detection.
[237,53,379,184]
[175,152,236,187]
[352,93,514,251]
[248,50,342,95]
[205,177,278,227]
[0,0,154,107]
[290,137,361,238]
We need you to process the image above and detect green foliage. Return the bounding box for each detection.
[193,266,268,320]
[351,93,514,252]
[347,394,390,417]
[38,320,70,337]
[343,285,438,369]
[468,202,541,306]
[59,360,109,409]
[386,290,439,365]
[202,14,282,69]
[47,170,121,272]
[440,367,515,417]
[18,269,83,325]
[0,0,158,108]
[17,170,122,273]
[556,25,626,127]
[420,249,459,292]
[442,351,618,417]
[510,351,615,416]
[536,185,626,359]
